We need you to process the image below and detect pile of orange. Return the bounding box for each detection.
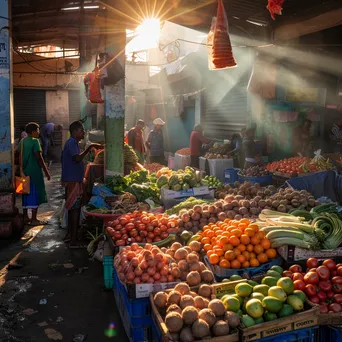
[201,218,277,269]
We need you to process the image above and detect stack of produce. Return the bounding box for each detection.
[283,258,342,314]
[106,211,179,246]
[144,163,164,173]
[157,167,206,191]
[165,197,210,216]
[204,142,232,159]
[222,266,308,327]
[204,175,222,188]
[124,143,139,170]
[176,148,191,155]
[114,241,214,285]
[153,284,240,340]
[215,182,277,200]
[201,218,277,269]
[240,166,270,177]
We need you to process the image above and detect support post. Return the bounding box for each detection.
[104,34,126,178]
[0,0,13,190]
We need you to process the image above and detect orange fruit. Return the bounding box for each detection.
[204,244,213,252]
[231,259,241,269]
[241,219,250,225]
[206,230,215,239]
[261,238,271,250]
[249,252,256,259]
[219,259,230,268]
[248,223,259,232]
[242,251,250,261]
[240,234,251,245]
[254,244,264,255]
[220,236,229,245]
[242,261,250,268]
[233,248,241,256]
[229,236,240,247]
[266,248,277,259]
[237,244,246,252]
[256,231,266,240]
[251,236,261,245]
[244,228,255,237]
[257,253,268,264]
[224,250,236,261]
[227,225,236,232]
[237,255,246,264]
[202,225,210,231]
[201,237,210,245]
[209,253,219,265]
[207,250,215,257]
[223,243,234,251]
[214,248,224,257]
[231,229,242,238]
[215,230,224,237]
[250,258,260,267]
[222,231,231,238]
[231,220,239,227]
[246,244,254,252]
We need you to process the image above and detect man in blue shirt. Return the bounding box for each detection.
[146,118,165,165]
[40,122,63,161]
[62,121,102,248]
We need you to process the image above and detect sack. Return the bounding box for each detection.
[15,175,30,194]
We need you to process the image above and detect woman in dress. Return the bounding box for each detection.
[18,122,51,226]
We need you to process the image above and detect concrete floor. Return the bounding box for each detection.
[0,164,128,342]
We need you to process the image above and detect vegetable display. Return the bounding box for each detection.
[153,284,239,340]
[240,166,270,177]
[223,267,308,327]
[144,163,164,173]
[165,197,210,216]
[106,211,179,246]
[176,148,191,156]
[283,258,342,314]
[204,175,222,188]
[204,142,233,159]
[202,218,277,269]
[124,143,139,170]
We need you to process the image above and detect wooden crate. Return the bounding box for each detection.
[150,293,239,342]
[239,302,319,342]
[307,301,342,326]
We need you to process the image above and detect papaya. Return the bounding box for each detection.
[262,296,283,313]
[156,175,168,188]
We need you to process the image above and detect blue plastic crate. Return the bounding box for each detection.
[204,256,283,282]
[224,168,239,184]
[318,325,342,342]
[103,255,113,289]
[238,173,273,186]
[254,327,317,342]
[113,269,152,327]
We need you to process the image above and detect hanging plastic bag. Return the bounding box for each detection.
[267,0,285,20]
[83,67,104,103]
[208,0,237,70]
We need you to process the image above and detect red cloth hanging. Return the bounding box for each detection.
[83,67,104,104]
[267,0,285,20]
[208,0,237,70]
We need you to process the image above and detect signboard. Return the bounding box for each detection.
[0,37,9,69]
[285,88,318,103]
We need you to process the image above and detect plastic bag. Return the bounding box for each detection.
[84,67,104,103]
[92,183,113,197]
[207,0,236,70]
[88,196,111,209]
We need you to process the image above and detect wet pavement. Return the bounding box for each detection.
[0,164,128,342]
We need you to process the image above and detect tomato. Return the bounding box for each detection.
[331,270,337,277]
[113,232,122,240]
[304,272,319,284]
[293,272,304,281]
[305,284,318,297]
[159,225,167,232]
[310,295,320,304]
[320,304,329,313]
[137,224,146,231]
[119,218,128,226]
[332,276,342,285]
[160,232,168,240]
[319,280,332,292]
[141,216,150,224]
[289,264,302,273]
[316,266,330,280]
[151,220,159,227]
[125,223,135,231]
[153,227,161,236]
[283,270,293,278]
[308,268,317,273]
[294,280,306,291]
[333,294,342,304]
[323,259,336,271]
[139,230,147,238]
[329,303,342,312]
[317,291,327,301]
[115,239,126,246]
[146,224,154,232]
[307,258,319,269]
[327,290,335,299]
[135,236,142,242]
[333,283,342,294]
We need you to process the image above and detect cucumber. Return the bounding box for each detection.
[260,226,301,234]
[266,230,304,241]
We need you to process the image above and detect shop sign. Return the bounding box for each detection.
[285,87,318,102]
[0,37,9,70]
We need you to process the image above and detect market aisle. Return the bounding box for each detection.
[0,164,128,342]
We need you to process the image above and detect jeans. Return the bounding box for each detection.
[41,135,49,158]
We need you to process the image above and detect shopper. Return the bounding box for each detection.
[231,128,246,168]
[292,119,312,156]
[20,126,28,140]
[40,122,63,161]
[18,122,51,226]
[146,118,166,164]
[127,119,146,164]
[242,128,262,169]
[190,124,211,168]
[61,121,102,248]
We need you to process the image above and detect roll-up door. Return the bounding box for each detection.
[204,86,249,140]
[13,89,46,138]
[68,90,81,123]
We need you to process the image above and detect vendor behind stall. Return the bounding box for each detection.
[146,118,166,165]
[292,119,312,156]
[242,128,262,169]
[190,124,211,168]
[231,128,246,168]
[127,119,146,164]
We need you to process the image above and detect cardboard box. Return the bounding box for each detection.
[211,279,247,298]
[161,186,210,200]
[124,281,179,299]
[277,245,342,262]
[239,302,319,341]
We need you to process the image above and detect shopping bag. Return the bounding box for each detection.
[208,0,237,70]
[15,175,30,194]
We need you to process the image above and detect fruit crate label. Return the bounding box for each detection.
[294,316,317,330]
[263,323,292,337]
[213,280,247,298]
[242,331,262,341]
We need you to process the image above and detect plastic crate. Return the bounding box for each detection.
[224,168,239,184]
[318,325,342,341]
[205,256,283,282]
[238,173,273,186]
[103,256,114,289]
[253,327,317,342]
[113,269,152,327]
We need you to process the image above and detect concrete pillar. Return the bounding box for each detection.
[104,34,126,177]
[0,0,13,190]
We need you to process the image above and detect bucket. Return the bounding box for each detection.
[168,156,175,170]
[224,168,238,184]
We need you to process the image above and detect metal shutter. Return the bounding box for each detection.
[14,89,46,138]
[204,86,249,140]
[68,90,81,123]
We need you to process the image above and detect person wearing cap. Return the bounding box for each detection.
[190,124,211,168]
[146,118,166,164]
[127,119,146,164]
